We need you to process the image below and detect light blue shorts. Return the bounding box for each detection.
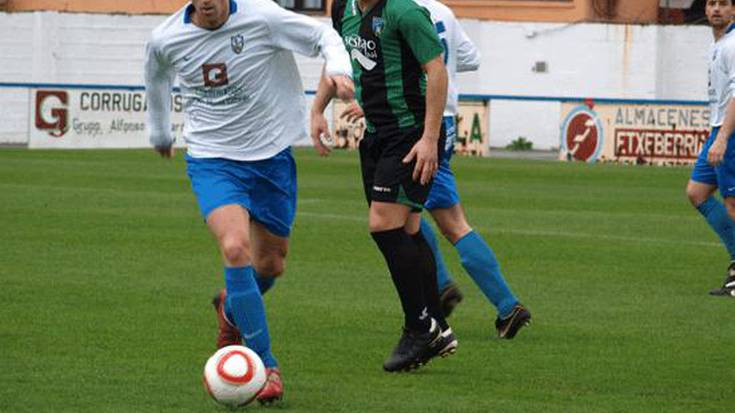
[425,116,461,210]
[185,147,297,237]
[691,127,735,198]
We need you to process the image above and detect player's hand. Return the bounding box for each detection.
[403,136,438,185]
[708,136,727,166]
[328,75,354,101]
[310,110,332,157]
[340,101,364,123]
[155,145,175,159]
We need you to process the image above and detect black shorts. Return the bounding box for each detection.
[359,125,446,210]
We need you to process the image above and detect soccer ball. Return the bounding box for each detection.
[203,345,267,407]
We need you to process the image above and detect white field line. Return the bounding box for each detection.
[297,211,719,248]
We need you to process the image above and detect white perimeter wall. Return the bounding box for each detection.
[0,11,712,149]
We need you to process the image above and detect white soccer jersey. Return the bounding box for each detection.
[709,25,735,128]
[413,0,480,116]
[144,0,351,161]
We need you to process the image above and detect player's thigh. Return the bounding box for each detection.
[359,133,379,207]
[250,220,289,278]
[689,129,719,200]
[362,128,443,231]
[430,204,472,244]
[207,204,253,265]
[248,148,298,241]
[715,134,735,199]
[360,131,424,225]
[372,136,435,211]
[369,151,423,231]
[404,212,423,234]
[369,201,413,232]
[186,156,254,264]
[441,115,457,162]
[425,158,460,210]
[186,155,252,224]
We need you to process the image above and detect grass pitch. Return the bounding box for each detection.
[0,148,732,412]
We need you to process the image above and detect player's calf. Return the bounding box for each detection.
[439,282,464,318]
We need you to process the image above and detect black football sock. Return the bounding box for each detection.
[411,229,450,331]
[371,228,431,332]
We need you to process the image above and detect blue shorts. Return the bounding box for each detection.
[185,148,297,237]
[691,127,735,198]
[425,116,460,210]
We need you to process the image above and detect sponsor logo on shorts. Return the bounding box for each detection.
[373,185,392,193]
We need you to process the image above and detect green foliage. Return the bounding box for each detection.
[506,137,533,151]
[0,148,730,412]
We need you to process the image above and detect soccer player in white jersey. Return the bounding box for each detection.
[687,0,735,298]
[144,0,353,403]
[340,0,531,337]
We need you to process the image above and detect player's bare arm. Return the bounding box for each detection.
[330,75,355,101]
[311,67,355,155]
[403,55,448,185]
[340,101,364,123]
[310,70,337,156]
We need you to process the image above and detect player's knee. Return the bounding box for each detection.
[369,207,408,232]
[221,237,251,265]
[369,216,398,232]
[436,219,472,244]
[439,226,468,244]
[369,221,389,233]
[686,185,708,208]
[256,256,285,278]
[724,198,735,219]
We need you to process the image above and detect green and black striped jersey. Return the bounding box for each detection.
[331,0,443,133]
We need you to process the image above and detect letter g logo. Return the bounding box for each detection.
[202,63,229,87]
[35,90,69,137]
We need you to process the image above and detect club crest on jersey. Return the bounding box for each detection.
[372,17,384,37]
[231,34,245,54]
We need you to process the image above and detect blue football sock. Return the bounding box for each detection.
[697,196,735,260]
[455,231,518,318]
[224,272,275,319]
[224,266,278,368]
[420,217,453,291]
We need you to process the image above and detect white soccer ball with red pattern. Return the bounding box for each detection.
[203,345,267,407]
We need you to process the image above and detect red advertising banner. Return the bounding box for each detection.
[559,101,710,166]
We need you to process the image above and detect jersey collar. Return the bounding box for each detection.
[184,0,238,24]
